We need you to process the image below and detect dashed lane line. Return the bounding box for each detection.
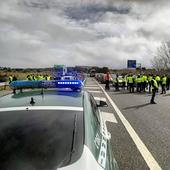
[94,97,107,101]
[84,87,100,90]
[88,90,103,94]
[85,85,98,87]
[101,111,118,123]
[96,81,162,170]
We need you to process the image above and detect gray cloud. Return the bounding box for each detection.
[0,0,170,68]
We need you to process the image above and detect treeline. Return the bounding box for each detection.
[0,67,52,72]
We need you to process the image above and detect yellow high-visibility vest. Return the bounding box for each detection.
[162,77,167,85]
[152,79,158,89]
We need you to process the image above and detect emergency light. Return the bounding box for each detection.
[10,80,83,91]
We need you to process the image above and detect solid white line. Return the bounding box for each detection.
[87,90,103,94]
[101,111,118,123]
[96,81,162,170]
[0,106,83,112]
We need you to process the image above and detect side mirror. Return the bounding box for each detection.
[97,100,108,107]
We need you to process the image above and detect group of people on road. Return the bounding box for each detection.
[26,74,51,81]
[104,73,170,104]
[8,75,17,84]
[9,74,51,83]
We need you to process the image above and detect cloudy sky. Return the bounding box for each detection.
[0,0,170,68]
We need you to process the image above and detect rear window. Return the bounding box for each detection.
[0,110,84,170]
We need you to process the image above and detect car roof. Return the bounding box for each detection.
[0,89,83,108]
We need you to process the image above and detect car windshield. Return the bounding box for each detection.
[0,109,84,170]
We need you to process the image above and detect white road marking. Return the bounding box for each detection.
[84,87,100,90]
[96,81,162,170]
[88,90,103,94]
[0,106,83,112]
[85,85,98,87]
[101,111,118,123]
[94,97,107,101]
[0,82,8,86]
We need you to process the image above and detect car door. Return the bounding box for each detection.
[89,94,119,170]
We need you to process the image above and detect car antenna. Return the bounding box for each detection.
[30,97,35,105]
[68,114,77,163]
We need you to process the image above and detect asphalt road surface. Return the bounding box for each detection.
[84,77,170,170]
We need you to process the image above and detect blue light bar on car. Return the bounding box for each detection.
[9,80,83,91]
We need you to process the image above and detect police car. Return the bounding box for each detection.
[0,80,119,170]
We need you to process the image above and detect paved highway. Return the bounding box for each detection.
[85,77,170,170]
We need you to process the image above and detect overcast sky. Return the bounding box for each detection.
[0,0,170,68]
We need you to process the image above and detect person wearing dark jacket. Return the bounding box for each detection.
[150,77,158,104]
[166,75,170,91]
[105,72,110,90]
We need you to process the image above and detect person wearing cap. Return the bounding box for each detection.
[8,75,13,84]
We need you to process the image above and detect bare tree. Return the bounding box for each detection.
[152,42,170,71]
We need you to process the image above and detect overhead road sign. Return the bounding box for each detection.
[127,60,136,68]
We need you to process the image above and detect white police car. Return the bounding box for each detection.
[0,80,119,170]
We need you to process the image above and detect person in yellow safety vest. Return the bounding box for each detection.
[148,74,153,93]
[47,75,51,81]
[45,75,51,81]
[140,74,146,92]
[155,75,161,86]
[126,75,130,90]
[150,76,159,104]
[136,75,142,92]
[40,75,44,80]
[161,75,167,94]
[32,74,36,80]
[37,75,42,80]
[122,75,126,89]
[142,74,147,92]
[9,75,13,84]
[27,75,32,81]
[127,74,134,93]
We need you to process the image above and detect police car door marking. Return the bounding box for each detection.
[0,106,83,112]
[98,136,107,169]
[101,111,118,123]
[97,110,108,169]
[94,133,101,149]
